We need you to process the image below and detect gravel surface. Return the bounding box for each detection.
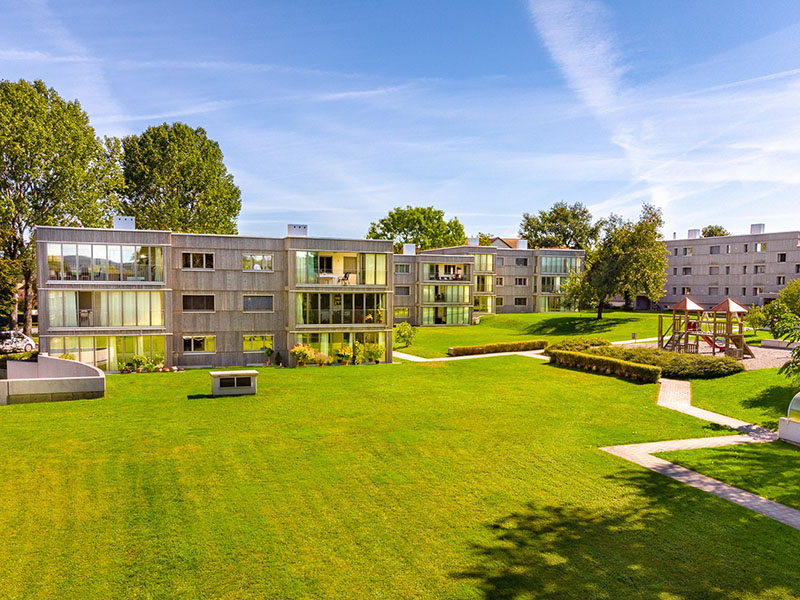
[616,340,791,371]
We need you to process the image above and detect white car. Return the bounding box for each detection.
[0,330,36,353]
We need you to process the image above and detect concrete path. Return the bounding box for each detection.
[392,349,550,363]
[601,379,800,530]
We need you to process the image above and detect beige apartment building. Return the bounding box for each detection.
[661,224,800,309]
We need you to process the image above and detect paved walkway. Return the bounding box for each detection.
[392,349,550,362]
[601,379,800,530]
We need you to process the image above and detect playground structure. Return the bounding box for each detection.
[658,297,755,360]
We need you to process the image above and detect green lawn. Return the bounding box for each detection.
[691,367,798,430]
[2,358,800,598]
[397,310,661,358]
[660,442,800,512]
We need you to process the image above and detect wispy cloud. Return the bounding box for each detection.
[527,0,800,230]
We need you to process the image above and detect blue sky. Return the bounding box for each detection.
[3,0,800,240]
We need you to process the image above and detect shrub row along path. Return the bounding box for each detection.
[395,342,800,530]
[602,378,800,531]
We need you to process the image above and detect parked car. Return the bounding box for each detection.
[0,330,36,353]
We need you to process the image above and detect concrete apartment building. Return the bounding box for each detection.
[393,239,583,326]
[36,221,394,370]
[661,224,800,309]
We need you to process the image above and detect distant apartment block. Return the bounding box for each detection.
[661,224,800,308]
[394,238,583,326]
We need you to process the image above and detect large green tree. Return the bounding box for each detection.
[562,204,667,319]
[519,201,600,249]
[0,79,121,334]
[702,225,730,237]
[118,122,241,234]
[367,206,465,253]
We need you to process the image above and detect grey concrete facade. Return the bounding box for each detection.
[661,227,800,309]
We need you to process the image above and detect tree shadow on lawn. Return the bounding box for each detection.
[525,315,639,337]
[455,469,800,599]
[739,384,797,430]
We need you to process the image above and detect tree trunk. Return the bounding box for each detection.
[9,287,19,330]
[22,269,33,337]
[596,300,604,320]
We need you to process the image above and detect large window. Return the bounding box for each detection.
[540,256,580,274]
[514,277,527,286]
[541,276,561,293]
[296,292,386,325]
[539,296,563,312]
[422,285,469,304]
[47,290,164,328]
[422,307,469,325]
[296,331,386,359]
[182,252,214,270]
[394,307,410,318]
[474,275,493,293]
[243,334,273,352]
[472,254,493,272]
[183,336,216,353]
[395,263,410,274]
[295,251,386,285]
[515,257,528,266]
[183,295,215,312]
[474,295,493,313]
[243,295,274,311]
[48,334,165,371]
[242,254,273,271]
[47,243,164,282]
[423,263,468,281]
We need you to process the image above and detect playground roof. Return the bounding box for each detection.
[670,297,704,312]
[708,298,748,313]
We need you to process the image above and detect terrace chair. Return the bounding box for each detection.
[338,272,351,285]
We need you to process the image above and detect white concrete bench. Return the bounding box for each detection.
[210,370,258,396]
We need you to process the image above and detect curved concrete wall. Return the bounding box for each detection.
[0,356,105,406]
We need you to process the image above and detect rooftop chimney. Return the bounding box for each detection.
[402,243,416,255]
[113,215,135,230]
[750,223,765,235]
[688,229,700,239]
[673,232,677,240]
[287,224,308,237]
[467,236,479,246]
[518,239,528,249]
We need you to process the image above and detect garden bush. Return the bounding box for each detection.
[447,339,548,356]
[543,336,610,356]
[394,322,416,348]
[547,349,661,383]
[586,346,744,379]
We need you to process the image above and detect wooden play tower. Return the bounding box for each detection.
[658,297,755,360]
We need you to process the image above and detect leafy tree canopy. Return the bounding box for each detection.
[0,79,121,332]
[118,122,241,234]
[367,206,465,253]
[519,201,600,250]
[478,232,494,246]
[702,225,730,237]
[562,204,667,319]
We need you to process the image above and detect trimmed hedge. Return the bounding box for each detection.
[543,336,610,356]
[586,346,744,379]
[447,339,549,356]
[547,349,662,383]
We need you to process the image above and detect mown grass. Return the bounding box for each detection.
[660,442,800,512]
[397,311,661,358]
[691,367,798,430]
[1,358,800,599]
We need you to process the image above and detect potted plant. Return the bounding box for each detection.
[313,351,332,366]
[364,342,385,364]
[274,351,282,367]
[336,346,354,365]
[264,346,274,366]
[353,341,365,365]
[290,343,314,367]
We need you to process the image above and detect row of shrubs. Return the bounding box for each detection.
[543,337,610,356]
[547,349,662,384]
[585,346,744,379]
[447,339,549,356]
[289,342,385,366]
